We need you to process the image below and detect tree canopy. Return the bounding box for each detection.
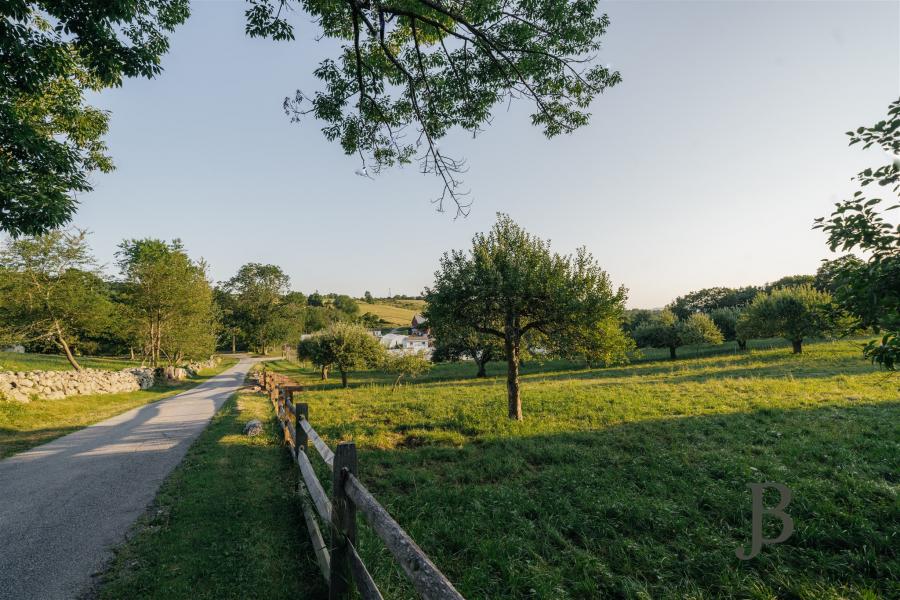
[425,213,627,419]
[1,1,189,236]
[632,309,723,360]
[297,322,385,387]
[253,0,621,215]
[116,238,216,366]
[739,285,836,354]
[220,263,297,354]
[815,97,899,369]
[0,229,115,369]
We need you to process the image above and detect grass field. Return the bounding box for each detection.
[0,358,237,459]
[96,341,898,599]
[0,352,143,372]
[357,300,423,327]
[269,339,897,599]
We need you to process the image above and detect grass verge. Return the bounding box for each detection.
[95,388,326,600]
[0,359,237,459]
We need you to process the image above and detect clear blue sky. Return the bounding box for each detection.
[77,0,899,308]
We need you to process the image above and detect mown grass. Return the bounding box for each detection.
[96,389,327,600]
[257,339,899,599]
[357,301,420,326]
[0,351,143,372]
[0,359,237,459]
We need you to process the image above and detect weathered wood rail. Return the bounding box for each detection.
[260,368,465,600]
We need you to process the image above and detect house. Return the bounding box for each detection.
[410,314,429,334]
[404,335,430,351]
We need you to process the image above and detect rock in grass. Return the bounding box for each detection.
[243,419,263,437]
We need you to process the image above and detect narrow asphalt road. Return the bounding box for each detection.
[0,356,258,600]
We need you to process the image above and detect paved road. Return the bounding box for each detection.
[0,356,257,600]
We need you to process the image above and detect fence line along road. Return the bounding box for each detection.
[261,368,465,600]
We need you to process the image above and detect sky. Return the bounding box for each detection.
[77,0,900,308]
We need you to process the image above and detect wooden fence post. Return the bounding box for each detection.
[329,442,357,600]
[295,401,309,461]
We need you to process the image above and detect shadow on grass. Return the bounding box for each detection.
[340,401,899,600]
[95,391,327,600]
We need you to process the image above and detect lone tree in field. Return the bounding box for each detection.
[298,322,385,387]
[632,310,723,360]
[740,285,836,354]
[0,230,114,369]
[426,214,628,420]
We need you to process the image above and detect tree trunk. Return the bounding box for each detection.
[129,347,135,360]
[231,332,236,353]
[792,339,803,354]
[505,332,522,420]
[340,369,348,388]
[321,365,329,380]
[669,346,677,360]
[55,323,82,371]
[476,359,487,378]
[737,339,747,351]
[392,374,403,391]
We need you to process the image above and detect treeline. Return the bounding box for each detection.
[0,231,216,370]
[0,232,370,369]
[624,269,855,359]
[214,264,370,354]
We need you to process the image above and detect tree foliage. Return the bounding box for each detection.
[220,263,298,353]
[1,1,189,236]
[297,322,385,387]
[0,229,115,369]
[250,0,621,215]
[382,351,432,390]
[632,309,723,360]
[740,285,837,354]
[116,238,217,366]
[428,318,503,377]
[668,286,759,321]
[425,213,627,419]
[814,97,899,369]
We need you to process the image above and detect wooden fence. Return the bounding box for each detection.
[260,369,465,600]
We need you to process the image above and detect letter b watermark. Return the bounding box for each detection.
[736,482,794,560]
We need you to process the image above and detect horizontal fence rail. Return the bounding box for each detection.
[260,368,464,600]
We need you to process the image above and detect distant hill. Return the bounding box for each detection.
[357,300,424,327]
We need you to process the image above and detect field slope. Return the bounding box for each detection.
[263,340,898,600]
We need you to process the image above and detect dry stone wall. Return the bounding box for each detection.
[0,368,156,403]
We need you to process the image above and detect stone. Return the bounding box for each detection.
[243,419,264,437]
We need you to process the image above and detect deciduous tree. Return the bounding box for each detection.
[116,239,217,366]
[815,97,899,369]
[633,310,723,359]
[382,351,432,390]
[0,229,115,369]
[298,322,385,387]
[425,214,627,419]
[1,2,189,236]
[740,285,836,354]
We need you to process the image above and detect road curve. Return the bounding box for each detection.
[0,356,258,600]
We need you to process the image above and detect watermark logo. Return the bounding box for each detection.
[736,482,794,560]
